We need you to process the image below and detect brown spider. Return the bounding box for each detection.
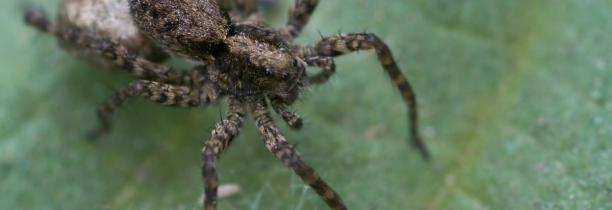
[24,0,429,209]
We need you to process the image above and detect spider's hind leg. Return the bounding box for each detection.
[307,32,430,159]
[24,7,190,85]
[24,7,57,35]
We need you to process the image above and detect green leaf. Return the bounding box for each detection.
[1,0,610,209]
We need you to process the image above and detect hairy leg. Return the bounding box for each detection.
[23,7,207,85]
[202,98,244,210]
[280,0,320,38]
[307,32,430,159]
[305,56,336,85]
[270,97,303,129]
[89,80,220,138]
[250,98,347,210]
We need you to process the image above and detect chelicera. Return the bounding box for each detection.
[24,0,429,209]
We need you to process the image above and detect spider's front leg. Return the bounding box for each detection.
[270,96,303,129]
[305,56,336,85]
[280,0,320,38]
[251,98,347,210]
[89,80,220,139]
[306,32,430,159]
[202,98,245,210]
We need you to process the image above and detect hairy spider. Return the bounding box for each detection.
[24,0,429,209]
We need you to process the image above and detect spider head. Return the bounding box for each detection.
[254,56,307,104]
[224,34,307,104]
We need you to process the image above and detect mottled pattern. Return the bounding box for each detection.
[130,0,230,60]
[202,98,244,210]
[24,0,429,209]
[281,0,320,38]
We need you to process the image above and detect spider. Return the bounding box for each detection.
[24,0,430,209]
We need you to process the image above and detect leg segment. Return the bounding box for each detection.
[280,0,320,38]
[202,98,245,210]
[24,7,58,35]
[308,33,430,159]
[270,97,303,129]
[89,80,218,138]
[250,98,347,210]
[305,56,336,85]
[23,8,200,85]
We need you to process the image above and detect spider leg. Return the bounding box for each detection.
[202,98,245,210]
[250,98,347,210]
[23,8,204,85]
[307,32,430,160]
[88,80,220,139]
[270,97,303,129]
[280,0,320,38]
[305,56,336,85]
[24,7,57,35]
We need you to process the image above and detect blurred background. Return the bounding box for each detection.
[0,0,610,209]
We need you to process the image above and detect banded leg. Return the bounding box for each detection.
[202,98,245,210]
[309,32,430,159]
[280,0,320,38]
[251,99,347,210]
[89,80,218,138]
[270,97,303,129]
[23,8,195,85]
[306,56,336,85]
[85,38,201,85]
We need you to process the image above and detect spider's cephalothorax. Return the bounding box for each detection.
[24,0,430,209]
[129,0,308,103]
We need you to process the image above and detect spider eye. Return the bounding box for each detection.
[264,68,273,76]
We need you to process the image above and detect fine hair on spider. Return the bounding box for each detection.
[24,0,430,209]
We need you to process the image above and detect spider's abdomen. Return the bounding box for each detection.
[129,0,229,60]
